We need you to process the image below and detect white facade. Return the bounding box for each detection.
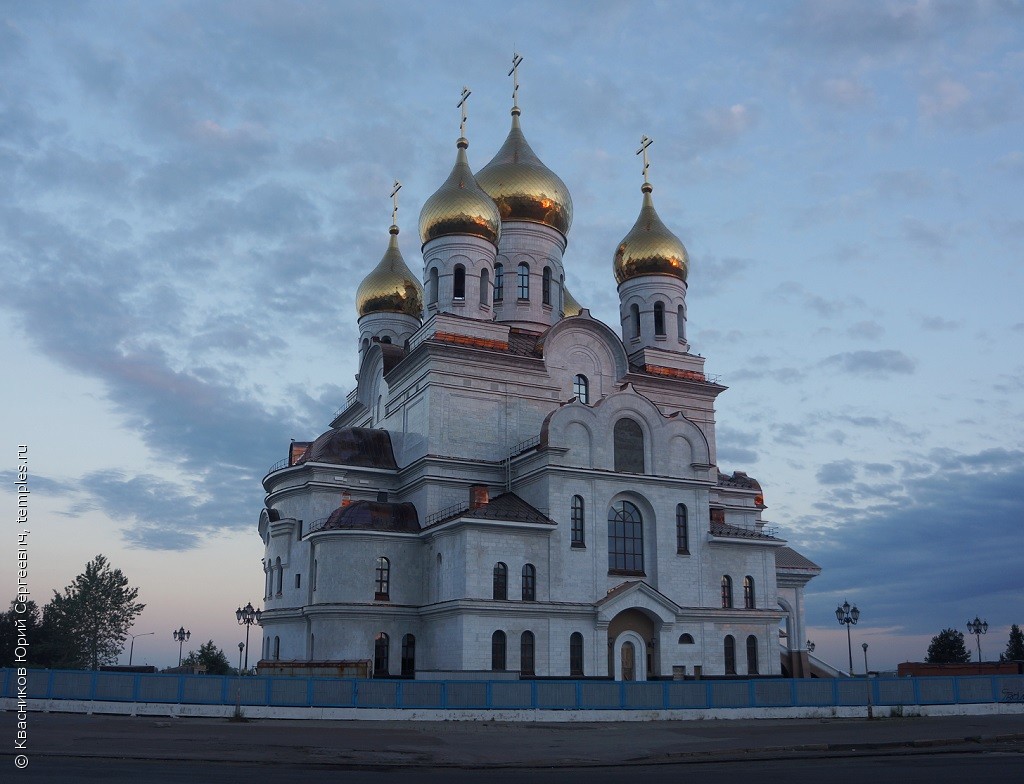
[255,104,819,681]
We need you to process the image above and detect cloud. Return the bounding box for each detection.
[816,459,857,485]
[821,350,916,377]
[809,77,874,109]
[716,425,760,466]
[919,78,971,118]
[847,320,885,340]
[690,255,753,296]
[919,315,959,331]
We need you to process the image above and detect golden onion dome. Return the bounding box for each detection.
[613,182,689,285]
[355,224,424,318]
[419,137,501,247]
[476,109,573,237]
[562,286,582,317]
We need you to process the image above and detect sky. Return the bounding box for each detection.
[1,0,1022,673]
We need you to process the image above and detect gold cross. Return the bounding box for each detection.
[390,180,402,226]
[509,52,523,109]
[457,86,471,137]
[637,135,653,184]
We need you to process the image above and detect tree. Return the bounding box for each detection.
[0,599,49,668]
[925,628,971,664]
[182,640,233,675]
[1001,624,1024,662]
[42,555,145,670]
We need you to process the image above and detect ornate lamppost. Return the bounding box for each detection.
[862,642,873,720]
[967,616,988,662]
[237,642,245,675]
[173,627,191,666]
[127,631,154,666]
[236,602,262,675]
[835,600,860,676]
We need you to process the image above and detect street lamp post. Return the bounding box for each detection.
[127,631,154,666]
[967,617,988,662]
[237,642,245,676]
[173,627,191,666]
[835,600,860,676]
[862,642,873,720]
[235,602,263,675]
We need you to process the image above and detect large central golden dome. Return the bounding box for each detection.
[419,137,501,247]
[476,109,573,237]
[356,225,424,318]
[613,183,689,285]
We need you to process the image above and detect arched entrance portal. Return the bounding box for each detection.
[607,608,657,680]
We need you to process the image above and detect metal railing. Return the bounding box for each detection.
[265,458,289,477]
[423,501,469,526]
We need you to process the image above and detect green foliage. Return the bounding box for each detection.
[42,555,145,670]
[0,600,48,668]
[925,628,971,664]
[1001,624,1024,662]
[182,640,233,675]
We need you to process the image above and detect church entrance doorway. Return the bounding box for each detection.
[607,608,657,680]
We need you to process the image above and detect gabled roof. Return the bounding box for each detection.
[426,491,555,528]
[776,546,822,571]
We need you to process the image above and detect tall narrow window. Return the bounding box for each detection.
[570,495,585,547]
[428,267,438,305]
[573,374,589,404]
[520,631,535,676]
[559,274,565,312]
[743,576,755,609]
[721,575,733,609]
[275,557,282,595]
[724,635,736,675]
[312,556,318,591]
[401,634,416,677]
[613,418,645,473]
[265,565,272,599]
[746,635,759,675]
[542,266,552,306]
[491,630,507,671]
[453,264,466,300]
[494,263,504,301]
[374,632,389,676]
[492,562,508,600]
[517,262,529,300]
[274,636,280,660]
[521,563,536,601]
[630,303,640,338]
[569,632,584,677]
[608,500,644,574]
[480,268,489,305]
[295,573,301,589]
[375,556,390,601]
[654,301,665,335]
[677,305,685,341]
[676,504,689,554]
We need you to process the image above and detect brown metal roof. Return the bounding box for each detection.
[775,546,822,571]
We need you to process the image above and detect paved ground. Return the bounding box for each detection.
[8,711,1024,768]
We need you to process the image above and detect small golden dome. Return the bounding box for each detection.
[476,110,573,236]
[613,183,689,285]
[419,137,501,246]
[356,225,424,318]
[562,286,582,316]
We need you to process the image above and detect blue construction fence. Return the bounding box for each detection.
[4,668,1023,711]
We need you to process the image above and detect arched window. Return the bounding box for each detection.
[746,635,759,675]
[517,262,529,300]
[265,565,272,599]
[630,303,640,338]
[724,635,736,675]
[654,301,665,336]
[453,264,466,300]
[559,274,565,312]
[521,563,536,601]
[676,504,689,554]
[573,374,589,404]
[542,266,552,306]
[491,630,507,671]
[608,500,644,574]
[374,632,389,676]
[361,337,369,353]
[678,633,695,644]
[375,556,390,601]
[480,268,489,305]
[380,336,392,344]
[721,575,733,609]
[570,495,585,547]
[428,267,439,305]
[310,634,314,658]
[493,263,504,301]
[312,556,318,591]
[274,635,280,660]
[569,632,584,677]
[520,631,535,676]
[677,305,685,341]
[492,562,507,600]
[401,634,416,677]
[613,418,645,473]
[264,636,269,659]
[275,557,282,595]
[436,553,442,599]
[743,576,755,609]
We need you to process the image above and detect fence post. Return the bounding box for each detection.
[47,669,55,700]
[265,676,272,706]
[307,676,315,708]
[705,678,712,709]
[530,679,538,709]
[485,680,493,709]
[396,680,404,709]
[663,679,669,710]
[790,676,797,707]
[177,673,185,704]
[575,679,582,710]
[912,676,921,707]
[748,678,757,707]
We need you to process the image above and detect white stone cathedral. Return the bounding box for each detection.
[257,69,820,681]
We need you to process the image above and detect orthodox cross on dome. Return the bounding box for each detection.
[457,86,472,137]
[390,179,402,226]
[509,51,524,110]
[637,135,653,186]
